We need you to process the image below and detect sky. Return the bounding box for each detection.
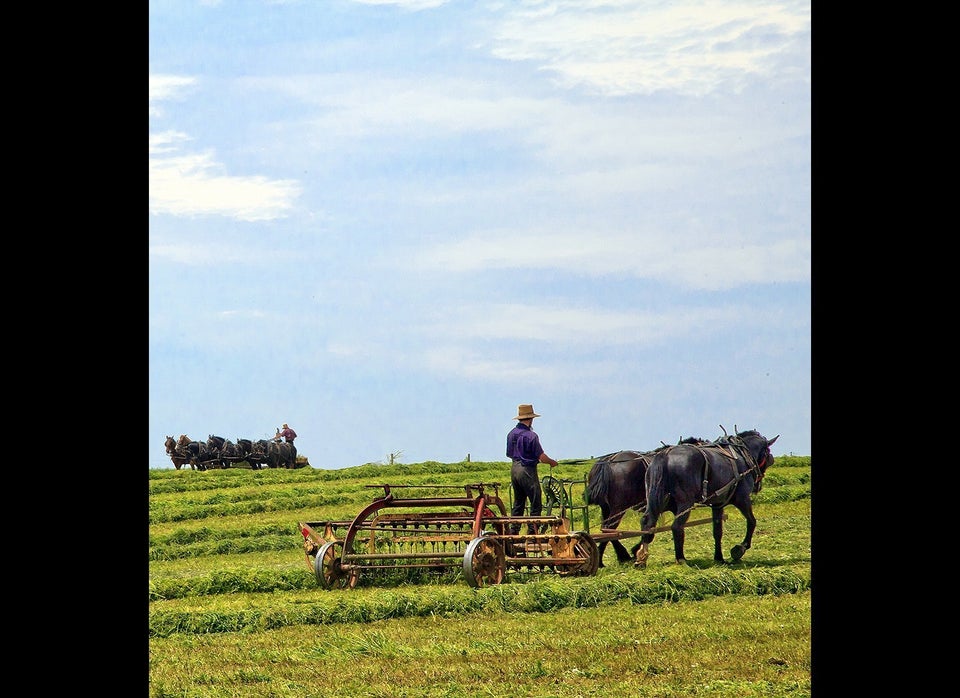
[149,0,811,470]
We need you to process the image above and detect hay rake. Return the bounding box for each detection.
[298,482,599,589]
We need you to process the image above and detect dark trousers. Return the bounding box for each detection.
[510,460,541,534]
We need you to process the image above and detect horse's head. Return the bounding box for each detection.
[165,436,176,453]
[735,430,779,491]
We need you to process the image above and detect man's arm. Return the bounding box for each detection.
[538,452,558,468]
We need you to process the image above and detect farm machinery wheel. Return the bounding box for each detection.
[462,535,506,588]
[315,541,359,590]
[555,532,600,577]
[541,475,565,515]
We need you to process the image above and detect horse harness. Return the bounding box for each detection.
[694,439,767,506]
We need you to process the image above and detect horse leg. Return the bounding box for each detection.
[599,508,632,566]
[711,506,726,563]
[634,541,649,568]
[611,540,632,563]
[671,510,692,565]
[597,540,608,566]
[635,510,657,568]
[730,502,756,561]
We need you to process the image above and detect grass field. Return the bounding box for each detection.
[148,455,811,697]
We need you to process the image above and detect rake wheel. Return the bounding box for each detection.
[554,532,600,577]
[462,534,506,588]
[541,475,566,515]
[315,541,359,590]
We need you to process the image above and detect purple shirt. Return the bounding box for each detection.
[280,427,297,442]
[506,422,544,467]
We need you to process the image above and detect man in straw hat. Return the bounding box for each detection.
[276,423,298,465]
[506,404,558,536]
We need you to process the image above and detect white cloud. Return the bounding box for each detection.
[487,1,810,96]
[434,302,752,345]
[423,348,561,383]
[350,0,449,9]
[149,100,302,221]
[412,230,809,290]
[149,74,197,102]
[149,237,293,266]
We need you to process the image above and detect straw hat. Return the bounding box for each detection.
[282,423,288,428]
[514,404,541,420]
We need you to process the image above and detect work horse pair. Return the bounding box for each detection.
[165,434,220,470]
[585,428,778,568]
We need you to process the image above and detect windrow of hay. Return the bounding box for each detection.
[150,565,809,637]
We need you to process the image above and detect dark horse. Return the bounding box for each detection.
[236,438,268,470]
[266,439,296,469]
[204,435,231,469]
[585,437,707,567]
[176,435,210,471]
[635,428,779,568]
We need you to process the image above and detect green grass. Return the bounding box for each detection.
[149,456,812,697]
[149,591,811,697]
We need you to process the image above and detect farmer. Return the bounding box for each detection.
[276,423,298,465]
[506,404,558,536]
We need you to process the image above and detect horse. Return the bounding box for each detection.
[236,438,267,470]
[585,437,707,567]
[267,439,295,469]
[634,428,779,568]
[178,435,211,471]
[253,439,274,468]
[204,435,228,469]
[218,439,241,468]
[165,435,191,470]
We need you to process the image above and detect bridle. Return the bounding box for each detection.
[746,445,771,493]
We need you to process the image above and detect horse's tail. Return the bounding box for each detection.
[585,458,610,505]
[641,452,671,527]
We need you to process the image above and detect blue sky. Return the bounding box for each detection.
[149,0,811,470]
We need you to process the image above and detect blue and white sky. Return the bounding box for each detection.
[149,0,811,470]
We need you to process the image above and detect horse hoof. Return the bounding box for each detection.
[675,559,686,565]
[731,545,746,561]
[634,561,646,569]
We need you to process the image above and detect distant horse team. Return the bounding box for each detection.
[164,434,305,471]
